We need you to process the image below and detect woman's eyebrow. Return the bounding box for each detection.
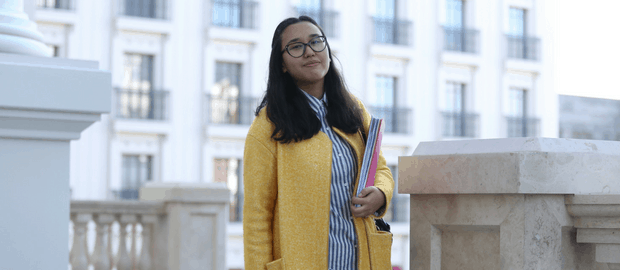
[286,34,320,44]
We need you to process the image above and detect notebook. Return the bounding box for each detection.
[355,117,385,204]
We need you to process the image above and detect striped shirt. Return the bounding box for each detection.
[302,90,358,270]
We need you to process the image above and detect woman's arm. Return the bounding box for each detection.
[243,132,278,269]
[353,98,395,219]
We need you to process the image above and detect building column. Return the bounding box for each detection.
[0,0,51,56]
[0,2,110,269]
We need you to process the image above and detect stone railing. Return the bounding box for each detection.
[69,183,229,270]
[399,137,620,269]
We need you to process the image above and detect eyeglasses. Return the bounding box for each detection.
[281,36,327,58]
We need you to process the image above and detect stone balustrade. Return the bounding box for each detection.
[399,137,620,270]
[70,201,165,270]
[69,183,229,270]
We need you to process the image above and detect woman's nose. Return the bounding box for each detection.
[304,45,315,57]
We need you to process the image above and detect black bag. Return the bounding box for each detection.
[358,129,391,233]
[375,217,391,232]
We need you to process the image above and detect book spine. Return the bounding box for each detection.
[365,119,384,188]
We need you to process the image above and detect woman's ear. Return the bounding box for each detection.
[282,63,288,73]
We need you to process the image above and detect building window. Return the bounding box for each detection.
[442,82,476,137]
[117,53,168,120]
[508,8,526,37]
[507,7,539,60]
[443,0,478,53]
[208,62,255,125]
[120,0,167,19]
[506,88,538,137]
[446,0,464,28]
[36,0,73,10]
[214,158,243,222]
[212,0,258,29]
[295,0,338,38]
[367,75,413,134]
[373,0,411,45]
[119,154,153,200]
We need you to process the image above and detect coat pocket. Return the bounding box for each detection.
[266,258,285,270]
[368,231,393,270]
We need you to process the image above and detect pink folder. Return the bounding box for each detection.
[365,119,384,188]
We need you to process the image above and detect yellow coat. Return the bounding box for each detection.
[243,99,395,270]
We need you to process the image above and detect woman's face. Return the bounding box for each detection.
[280,22,330,87]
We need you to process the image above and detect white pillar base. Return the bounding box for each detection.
[0,0,52,56]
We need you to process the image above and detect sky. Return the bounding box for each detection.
[556,0,620,100]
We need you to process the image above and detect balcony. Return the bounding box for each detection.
[36,0,73,10]
[206,94,258,125]
[211,0,258,29]
[506,35,540,61]
[441,111,479,138]
[372,17,412,46]
[112,188,140,200]
[367,106,413,134]
[442,26,479,53]
[118,0,168,20]
[295,8,339,38]
[114,88,169,121]
[505,116,540,137]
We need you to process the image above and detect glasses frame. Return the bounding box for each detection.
[281,36,328,58]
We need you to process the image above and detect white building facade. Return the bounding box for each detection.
[34,0,557,268]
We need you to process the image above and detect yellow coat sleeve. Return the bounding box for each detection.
[243,130,277,269]
[357,98,395,219]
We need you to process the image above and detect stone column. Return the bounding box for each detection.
[0,53,110,270]
[0,0,51,56]
[140,182,230,270]
[399,137,620,270]
[0,3,110,266]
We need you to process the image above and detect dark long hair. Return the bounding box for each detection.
[255,16,364,144]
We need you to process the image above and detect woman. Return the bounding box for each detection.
[243,16,394,270]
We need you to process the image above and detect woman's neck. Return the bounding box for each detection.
[298,81,324,99]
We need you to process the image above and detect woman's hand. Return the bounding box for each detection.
[350,186,386,218]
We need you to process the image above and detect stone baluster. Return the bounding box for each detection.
[91,214,115,270]
[117,214,137,270]
[137,215,157,270]
[131,223,138,268]
[70,213,91,270]
[108,225,114,269]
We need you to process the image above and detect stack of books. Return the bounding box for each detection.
[355,117,385,204]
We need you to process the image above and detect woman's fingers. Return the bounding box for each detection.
[350,187,385,218]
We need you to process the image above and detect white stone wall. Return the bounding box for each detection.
[34,0,557,268]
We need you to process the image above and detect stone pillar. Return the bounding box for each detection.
[0,54,110,269]
[399,137,620,270]
[140,182,230,270]
[0,0,52,56]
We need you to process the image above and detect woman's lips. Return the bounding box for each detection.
[306,63,319,67]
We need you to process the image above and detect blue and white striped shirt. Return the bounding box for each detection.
[302,90,358,270]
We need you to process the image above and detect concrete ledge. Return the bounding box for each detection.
[140,182,230,203]
[399,137,620,194]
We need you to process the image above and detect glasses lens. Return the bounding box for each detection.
[288,43,305,57]
[309,37,326,52]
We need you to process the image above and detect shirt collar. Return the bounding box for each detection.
[300,88,328,115]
